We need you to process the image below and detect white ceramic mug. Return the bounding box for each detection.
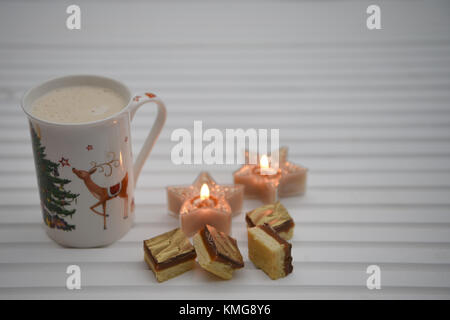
[21,75,167,247]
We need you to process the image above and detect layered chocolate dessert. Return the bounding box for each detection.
[246,201,294,240]
[143,228,197,282]
[248,223,293,280]
[193,225,244,280]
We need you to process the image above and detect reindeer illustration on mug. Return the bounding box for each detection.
[72,152,129,230]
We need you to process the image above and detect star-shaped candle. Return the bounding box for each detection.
[167,172,244,236]
[233,147,307,204]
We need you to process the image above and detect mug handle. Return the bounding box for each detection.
[129,92,167,186]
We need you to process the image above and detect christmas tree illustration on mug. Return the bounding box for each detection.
[30,126,79,231]
[72,152,129,230]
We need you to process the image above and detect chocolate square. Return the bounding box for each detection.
[258,223,293,276]
[246,201,294,234]
[143,228,196,271]
[200,224,244,269]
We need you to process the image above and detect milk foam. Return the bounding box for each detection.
[31,86,127,123]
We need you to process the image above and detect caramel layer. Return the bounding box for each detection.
[144,243,196,271]
[200,225,244,269]
[246,214,294,233]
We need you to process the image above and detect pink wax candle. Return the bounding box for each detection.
[233,148,307,204]
[179,184,232,237]
[234,155,281,204]
[167,171,243,217]
[279,161,308,197]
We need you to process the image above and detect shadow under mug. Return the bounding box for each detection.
[21,75,167,247]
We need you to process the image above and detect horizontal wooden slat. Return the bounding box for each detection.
[1,188,449,206]
[2,204,450,225]
[5,172,450,189]
[4,140,450,158]
[5,112,450,127]
[1,241,449,265]
[2,156,450,173]
[2,285,450,300]
[1,261,450,290]
[1,222,449,245]
[3,127,450,144]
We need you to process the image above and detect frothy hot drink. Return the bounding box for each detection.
[31,86,127,124]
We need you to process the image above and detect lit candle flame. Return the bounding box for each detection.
[260,154,269,170]
[200,183,210,200]
[260,154,277,175]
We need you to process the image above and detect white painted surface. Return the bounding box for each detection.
[1,0,450,299]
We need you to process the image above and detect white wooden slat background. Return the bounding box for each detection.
[1,0,450,299]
